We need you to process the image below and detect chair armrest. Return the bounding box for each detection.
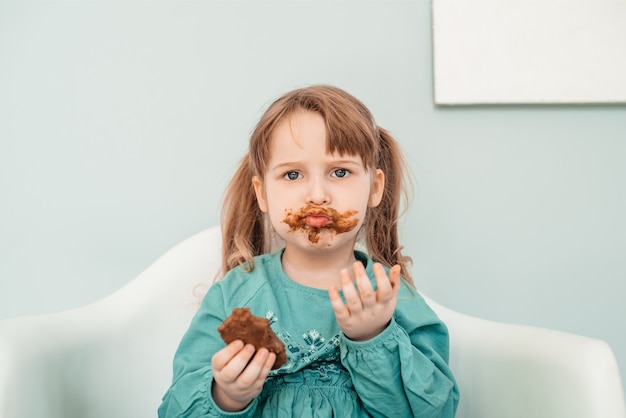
[425,297,626,418]
[0,227,221,418]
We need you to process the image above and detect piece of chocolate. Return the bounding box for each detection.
[217,307,287,369]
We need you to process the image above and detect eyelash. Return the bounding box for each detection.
[284,171,302,181]
[282,168,351,181]
[331,168,350,178]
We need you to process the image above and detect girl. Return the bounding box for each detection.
[159,85,459,417]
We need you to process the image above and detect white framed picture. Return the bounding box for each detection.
[432,0,626,104]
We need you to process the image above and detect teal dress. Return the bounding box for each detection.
[159,250,459,417]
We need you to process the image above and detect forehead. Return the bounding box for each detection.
[268,110,366,162]
[271,110,324,150]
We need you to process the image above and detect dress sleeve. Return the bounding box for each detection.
[157,284,259,418]
[339,288,460,418]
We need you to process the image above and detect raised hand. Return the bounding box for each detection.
[211,340,276,412]
[328,261,401,342]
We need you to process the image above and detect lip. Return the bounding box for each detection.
[303,206,328,216]
[304,214,331,228]
[282,206,359,244]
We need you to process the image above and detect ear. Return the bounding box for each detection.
[368,169,385,207]
[252,176,268,213]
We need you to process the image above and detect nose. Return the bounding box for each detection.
[305,177,330,205]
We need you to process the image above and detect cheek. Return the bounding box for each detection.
[354,181,375,208]
[263,185,290,218]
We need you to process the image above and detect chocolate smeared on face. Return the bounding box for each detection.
[282,205,359,244]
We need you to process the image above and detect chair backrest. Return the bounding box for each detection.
[1,226,625,418]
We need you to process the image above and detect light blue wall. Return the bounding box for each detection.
[1,0,624,393]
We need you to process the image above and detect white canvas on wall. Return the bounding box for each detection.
[432,0,626,104]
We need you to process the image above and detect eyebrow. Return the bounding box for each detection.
[270,158,362,172]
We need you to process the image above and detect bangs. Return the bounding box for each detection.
[250,85,380,175]
[324,113,378,169]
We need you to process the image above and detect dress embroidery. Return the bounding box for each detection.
[266,309,341,374]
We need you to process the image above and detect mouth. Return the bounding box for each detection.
[304,214,331,228]
[282,205,359,244]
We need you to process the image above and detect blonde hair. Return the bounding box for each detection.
[220,85,413,284]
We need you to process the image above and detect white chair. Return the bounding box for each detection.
[1,226,624,418]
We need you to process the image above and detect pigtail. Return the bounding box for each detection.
[365,127,414,285]
[220,153,266,277]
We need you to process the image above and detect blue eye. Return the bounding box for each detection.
[332,168,349,178]
[284,171,301,180]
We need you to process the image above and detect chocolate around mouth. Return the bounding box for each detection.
[282,205,359,244]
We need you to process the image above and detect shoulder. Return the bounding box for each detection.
[206,251,282,307]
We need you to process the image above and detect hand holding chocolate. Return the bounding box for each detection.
[217,307,287,369]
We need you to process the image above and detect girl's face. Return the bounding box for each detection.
[253,110,384,252]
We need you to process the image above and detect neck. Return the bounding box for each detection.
[281,244,358,289]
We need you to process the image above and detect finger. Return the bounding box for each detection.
[218,344,256,382]
[340,268,362,311]
[328,285,350,321]
[353,262,375,307]
[388,264,402,294]
[250,351,277,391]
[212,340,245,371]
[372,263,395,302]
[236,348,270,386]
[262,351,277,374]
